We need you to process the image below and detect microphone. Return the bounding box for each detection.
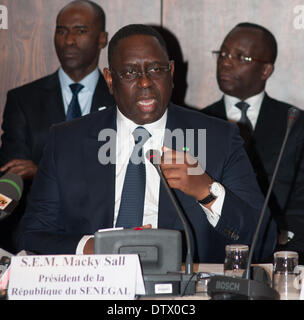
[207,106,301,300]
[287,106,301,128]
[0,173,23,221]
[146,149,196,295]
[244,106,300,280]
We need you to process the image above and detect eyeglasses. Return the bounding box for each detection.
[110,63,171,81]
[212,50,271,64]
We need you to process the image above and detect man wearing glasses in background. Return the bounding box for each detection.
[203,22,304,263]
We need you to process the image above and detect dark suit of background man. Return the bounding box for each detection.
[17,24,276,263]
[0,0,115,253]
[203,22,304,263]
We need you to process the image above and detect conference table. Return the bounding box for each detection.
[3,250,298,300]
[141,263,274,300]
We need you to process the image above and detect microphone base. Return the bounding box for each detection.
[142,273,197,297]
[207,275,280,300]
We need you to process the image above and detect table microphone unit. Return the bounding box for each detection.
[146,149,197,295]
[208,107,301,300]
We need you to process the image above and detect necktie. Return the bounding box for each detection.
[116,127,151,228]
[235,101,253,131]
[66,83,84,121]
[235,101,253,147]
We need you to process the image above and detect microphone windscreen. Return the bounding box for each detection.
[0,173,23,201]
[146,149,161,165]
[287,107,301,129]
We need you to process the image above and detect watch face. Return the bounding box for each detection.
[210,182,221,197]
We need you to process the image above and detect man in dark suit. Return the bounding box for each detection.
[0,0,114,252]
[203,23,304,262]
[17,24,276,263]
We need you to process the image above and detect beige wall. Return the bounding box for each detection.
[1,0,304,116]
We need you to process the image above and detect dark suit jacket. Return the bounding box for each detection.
[0,70,115,253]
[17,103,276,263]
[203,94,304,232]
[0,70,115,166]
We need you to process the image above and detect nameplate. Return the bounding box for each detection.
[7,254,145,300]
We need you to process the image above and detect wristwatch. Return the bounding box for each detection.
[198,181,222,205]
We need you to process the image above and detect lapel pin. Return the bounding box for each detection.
[98,106,107,111]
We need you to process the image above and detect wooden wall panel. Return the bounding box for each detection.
[1,0,304,120]
[163,0,304,110]
[0,0,161,118]
[0,0,71,115]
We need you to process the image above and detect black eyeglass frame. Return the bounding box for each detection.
[109,62,172,81]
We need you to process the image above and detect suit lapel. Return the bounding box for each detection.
[215,98,228,120]
[82,107,117,227]
[90,71,115,113]
[253,94,278,140]
[158,103,189,229]
[41,71,66,124]
[205,97,228,120]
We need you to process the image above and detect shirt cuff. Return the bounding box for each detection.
[76,235,94,254]
[198,183,226,227]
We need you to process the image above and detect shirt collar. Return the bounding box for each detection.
[58,67,100,93]
[224,91,265,113]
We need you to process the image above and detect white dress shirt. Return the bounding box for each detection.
[114,108,167,228]
[224,91,265,129]
[76,107,226,253]
[58,67,100,116]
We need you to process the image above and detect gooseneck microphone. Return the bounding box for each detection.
[244,106,301,280]
[146,149,196,295]
[0,172,23,221]
[208,106,301,300]
[146,149,193,275]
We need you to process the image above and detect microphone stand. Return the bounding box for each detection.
[208,107,300,300]
[147,150,196,295]
[244,116,293,280]
[153,164,193,275]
